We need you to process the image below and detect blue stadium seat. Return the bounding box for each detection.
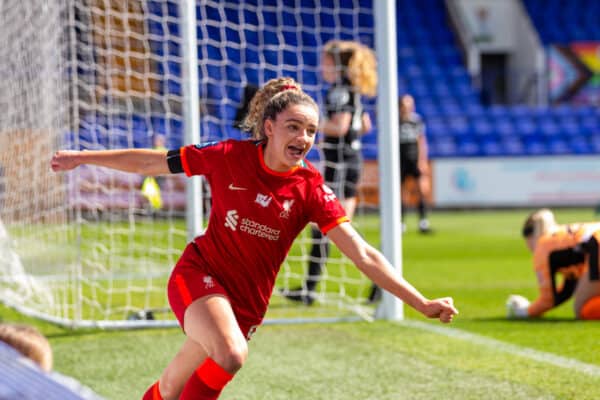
[456,137,480,156]
[472,117,494,138]
[524,138,548,155]
[431,82,451,97]
[590,134,600,153]
[418,100,440,119]
[496,119,516,138]
[509,105,532,119]
[464,103,485,118]
[398,46,415,59]
[438,100,462,116]
[581,114,599,134]
[168,118,183,139]
[430,137,457,157]
[547,138,571,155]
[480,137,503,156]
[425,116,446,139]
[559,117,580,136]
[438,45,462,65]
[539,120,561,138]
[447,115,470,138]
[409,80,429,98]
[453,81,475,98]
[525,0,600,43]
[514,117,539,139]
[569,135,592,154]
[488,105,511,121]
[502,138,526,156]
[406,64,424,78]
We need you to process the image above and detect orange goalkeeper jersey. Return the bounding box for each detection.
[528,223,600,317]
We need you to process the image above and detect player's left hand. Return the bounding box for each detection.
[423,297,459,323]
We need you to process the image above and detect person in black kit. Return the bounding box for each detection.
[399,94,432,234]
[284,39,378,305]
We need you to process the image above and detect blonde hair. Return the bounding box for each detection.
[522,208,557,241]
[323,40,378,97]
[0,323,53,371]
[240,77,318,140]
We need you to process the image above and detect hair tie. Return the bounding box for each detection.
[280,84,298,92]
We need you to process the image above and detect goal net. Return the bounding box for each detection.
[0,0,381,329]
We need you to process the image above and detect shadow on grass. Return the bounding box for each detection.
[470,316,578,323]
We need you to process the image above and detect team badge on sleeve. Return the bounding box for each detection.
[321,184,337,202]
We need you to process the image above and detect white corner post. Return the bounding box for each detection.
[374,0,403,320]
[179,0,203,239]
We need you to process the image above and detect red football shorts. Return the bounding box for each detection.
[167,243,261,340]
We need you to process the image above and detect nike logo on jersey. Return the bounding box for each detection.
[228,183,247,191]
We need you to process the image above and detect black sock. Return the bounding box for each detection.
[418,200,426,220]
[306,227,329,292]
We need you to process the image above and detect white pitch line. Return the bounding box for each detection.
[400,319,600,378]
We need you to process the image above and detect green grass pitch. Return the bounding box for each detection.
[2,208,600,399]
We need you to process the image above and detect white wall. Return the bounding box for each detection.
[434,157,600,207]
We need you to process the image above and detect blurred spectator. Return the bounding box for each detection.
[473,6,493,43]
[0,323,53,372]
[399,94,433,234]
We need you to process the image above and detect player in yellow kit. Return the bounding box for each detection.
[507,209,600,320]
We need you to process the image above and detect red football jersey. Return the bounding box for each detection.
[178,139,349,320]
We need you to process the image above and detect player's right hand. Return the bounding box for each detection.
[50,150,81,172]
[424,297,459,323]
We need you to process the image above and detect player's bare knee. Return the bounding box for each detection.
[217,340,248,373]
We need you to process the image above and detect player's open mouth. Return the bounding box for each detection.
[287,144,306,158]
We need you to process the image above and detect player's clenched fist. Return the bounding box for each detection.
[422,297,458,323]
[50,150,81,172]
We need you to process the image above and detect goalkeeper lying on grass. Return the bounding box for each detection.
[507,209,600,320]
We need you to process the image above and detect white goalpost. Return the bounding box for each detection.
[0,0,401,329]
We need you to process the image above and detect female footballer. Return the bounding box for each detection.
[284,39,378,305]
[51,77,458,400]
[508,208,600,320]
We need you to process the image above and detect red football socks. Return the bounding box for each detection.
[142,381,163,400]
[179,357,234,400]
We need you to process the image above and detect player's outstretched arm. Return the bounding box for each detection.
[327,222,458,323]
[50,149,170,176]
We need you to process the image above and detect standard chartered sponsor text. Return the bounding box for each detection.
[240,218,280,240]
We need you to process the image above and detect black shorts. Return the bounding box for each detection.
[322,147,362,199]
[400,157,421,182]
[400,142,421,182]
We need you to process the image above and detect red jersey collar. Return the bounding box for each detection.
[257,142,306,177]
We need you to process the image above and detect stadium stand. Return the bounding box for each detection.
[71,0,599,160]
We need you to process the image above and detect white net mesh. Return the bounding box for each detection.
[0,0,379,328]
